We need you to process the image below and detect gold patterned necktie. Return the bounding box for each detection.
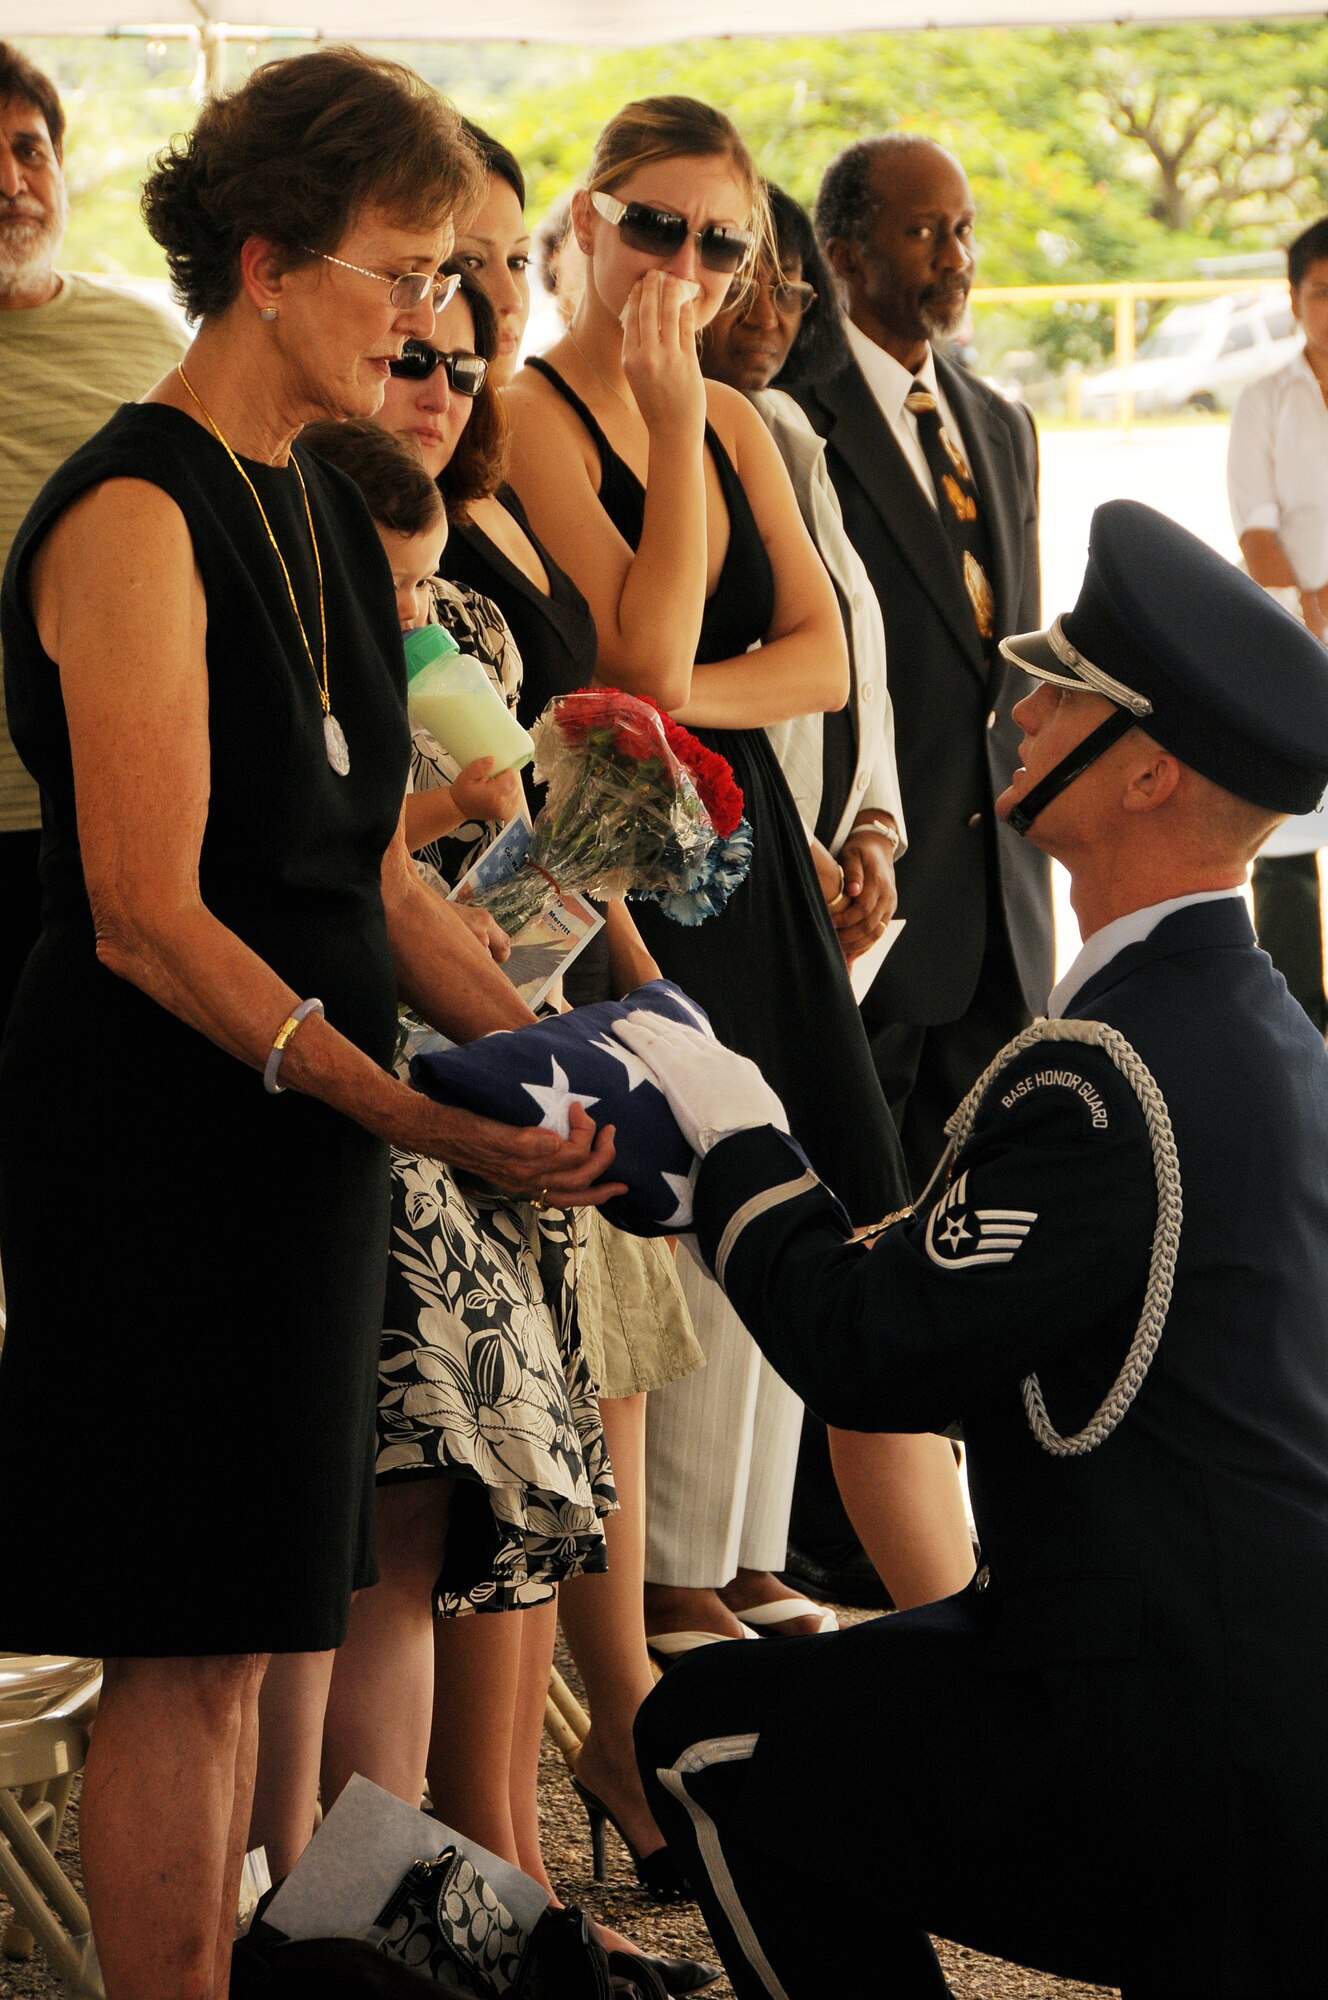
[904,385,995,650]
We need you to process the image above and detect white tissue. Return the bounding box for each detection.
[620,277,702,325]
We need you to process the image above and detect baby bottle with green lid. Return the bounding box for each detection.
[403,626,535,774]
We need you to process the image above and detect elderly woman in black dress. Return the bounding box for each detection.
[0,49,618,2000]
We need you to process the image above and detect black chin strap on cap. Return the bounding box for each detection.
[1007,707,1138,836]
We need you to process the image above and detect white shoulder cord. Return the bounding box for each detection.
[942,1017,1182,1458]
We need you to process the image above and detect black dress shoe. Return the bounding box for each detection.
[781,1540,894,1612]
[610,1949,722,1994]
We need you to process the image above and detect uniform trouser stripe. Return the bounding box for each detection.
[655,1733,790,2000]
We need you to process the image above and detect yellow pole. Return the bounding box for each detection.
[1115,287,1137,433]
[969,278,1282,305]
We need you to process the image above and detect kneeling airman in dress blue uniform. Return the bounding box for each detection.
[617,501,1328,2000]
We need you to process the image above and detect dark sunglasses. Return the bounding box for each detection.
[591,190,754,276]
[388,342,489,395]
[728,275,818,317]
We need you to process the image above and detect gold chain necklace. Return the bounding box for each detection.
[566,326,638,419]
[175,363,350,776]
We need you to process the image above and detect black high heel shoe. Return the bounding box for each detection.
[570,1774,691,1904]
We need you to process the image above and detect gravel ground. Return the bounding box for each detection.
[1,1632,1118,2000]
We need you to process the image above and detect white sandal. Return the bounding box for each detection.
[646,1624,760,1666]
[736,1596,839,1637]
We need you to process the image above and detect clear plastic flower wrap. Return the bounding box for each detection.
[471,687,752,935]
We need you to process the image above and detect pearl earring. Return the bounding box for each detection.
[259,307,278,322]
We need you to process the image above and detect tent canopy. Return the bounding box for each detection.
[2,0,1320,39]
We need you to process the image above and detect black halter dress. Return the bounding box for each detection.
[524,359,904,1225]
[445,485,598,733]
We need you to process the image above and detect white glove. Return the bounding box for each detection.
[613,1012,790,1156]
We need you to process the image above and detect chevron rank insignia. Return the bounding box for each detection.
[924,1171,1037,1270]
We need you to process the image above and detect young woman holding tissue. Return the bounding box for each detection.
[504,99,908,1663]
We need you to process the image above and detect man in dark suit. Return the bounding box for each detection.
[795,133,1053,1193]
[785,134,1054,1605]
[625,503,1328,1998]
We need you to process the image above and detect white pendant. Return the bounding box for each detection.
[324,712,350,776]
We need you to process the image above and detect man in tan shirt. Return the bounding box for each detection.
[0,42,186,1029]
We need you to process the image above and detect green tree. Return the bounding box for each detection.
[9,22,1327,377]
[1082,24,1328,236]
[23,37,209,277]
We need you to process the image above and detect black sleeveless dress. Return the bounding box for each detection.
[443,484,611,1008]
[0,402,409,1656]
[524,359,904,1224]
[444,493,705,1403]
[445,485,598,733]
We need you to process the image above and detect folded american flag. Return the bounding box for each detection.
[409,979,712,1234]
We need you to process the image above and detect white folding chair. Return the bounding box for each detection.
[0,1651,103,1995]
[543,1662,589,1772]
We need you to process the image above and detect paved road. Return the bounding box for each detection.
[1039,421,1237,611]
[1036,422,1241,976]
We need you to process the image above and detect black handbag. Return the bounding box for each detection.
[372,1855,667,2000]
[231,1927,476,1999]
[235,1851,669,2000]
[375,1848,526,1995]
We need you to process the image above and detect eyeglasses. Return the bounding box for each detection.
[728,275,818,318]
[388,342,489,395]
[590,191,754,276]
[302,250,463,315]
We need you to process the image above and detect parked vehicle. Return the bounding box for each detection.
[1079,292,1300,420]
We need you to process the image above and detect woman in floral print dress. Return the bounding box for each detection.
[249,419,614,1886]
[380,573,614,1617]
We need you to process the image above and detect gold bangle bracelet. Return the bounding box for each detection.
[264,997,325,1094]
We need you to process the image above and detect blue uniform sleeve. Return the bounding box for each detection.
[691,1042,1157,1433]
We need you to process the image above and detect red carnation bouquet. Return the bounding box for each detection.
[471,687,753,935]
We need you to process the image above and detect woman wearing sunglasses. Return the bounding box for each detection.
[306,282,582,1877]
[287,402,622,1913]
[367,279,714,1989]
[442,153,722,1928]
[505,99,908,1661]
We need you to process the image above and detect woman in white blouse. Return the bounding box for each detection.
[1228,214,1328,1031]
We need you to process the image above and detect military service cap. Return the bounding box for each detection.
[1001,499,1328,822]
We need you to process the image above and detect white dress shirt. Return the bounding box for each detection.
[1048,889,1245,1019]
[843,318,971,510]
[1227,349,1328,593]
[1227,349,1328,855]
